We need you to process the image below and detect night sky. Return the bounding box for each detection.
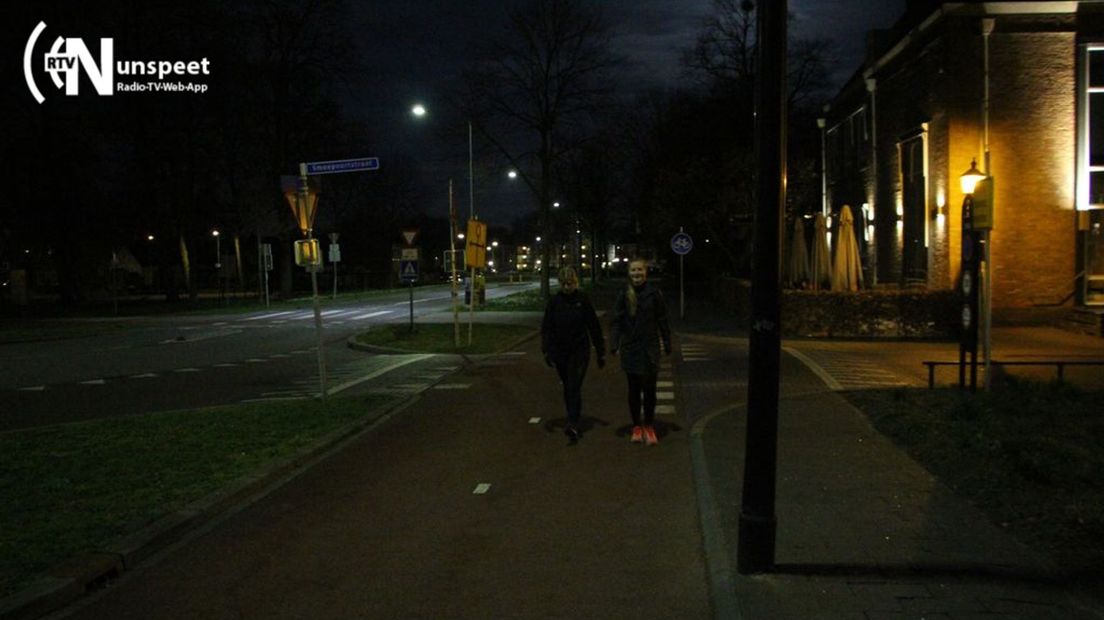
[3,0,906,231]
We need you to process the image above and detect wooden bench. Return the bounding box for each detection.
[922,359,1104,388]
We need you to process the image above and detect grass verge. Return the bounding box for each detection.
[844,377,1104,577]
[0,393,394,598]
[354,323,534,354]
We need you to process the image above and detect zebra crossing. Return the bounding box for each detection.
[783,345,914,391]
[236,307,397,327]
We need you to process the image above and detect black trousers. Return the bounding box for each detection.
[555,356,589,427]
[626,372,658,426]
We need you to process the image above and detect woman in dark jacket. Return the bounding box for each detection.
[541,266,605,442]
[609,258,671,445]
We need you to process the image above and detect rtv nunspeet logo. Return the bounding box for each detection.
[23,21,212,104]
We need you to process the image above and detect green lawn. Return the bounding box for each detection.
[0,394,394,598]
[844,377,1104,575]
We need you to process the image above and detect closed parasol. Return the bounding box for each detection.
[786,216,810,287]
[831,204,863,292]
[811,212,831,291]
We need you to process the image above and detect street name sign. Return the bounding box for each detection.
[304,158,380,175]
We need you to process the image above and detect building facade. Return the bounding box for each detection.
[822,0,1104,319]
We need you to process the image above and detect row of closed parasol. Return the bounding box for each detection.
[786,205,863,292]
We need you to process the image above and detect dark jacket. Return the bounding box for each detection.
[610,282,671,375]
[541,290,605,363]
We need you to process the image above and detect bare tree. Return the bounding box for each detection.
[683,0,835,109]
[463,0,621,298]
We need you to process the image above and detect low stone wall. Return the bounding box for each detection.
[710,277,957,339]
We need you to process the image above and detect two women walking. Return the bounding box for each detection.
[540,259,671,445]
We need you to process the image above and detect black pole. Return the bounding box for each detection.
[738,0,786,574]
[409,281,415,332]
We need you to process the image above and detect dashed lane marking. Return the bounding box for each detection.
[131,373,158,378]
[433,384,471,390]
[19,386,45,392]
[473,483,492,495]
[173,368,201,373]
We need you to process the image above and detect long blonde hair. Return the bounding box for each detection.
[626,258,647,317]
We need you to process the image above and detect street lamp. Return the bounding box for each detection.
[211,229,221,269]
[507,169,518,179]
[960,159,985,195]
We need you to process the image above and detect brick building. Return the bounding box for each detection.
[821,0,1104,322]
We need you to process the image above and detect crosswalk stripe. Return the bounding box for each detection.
[351,310,392,320]
[655,404,676,415]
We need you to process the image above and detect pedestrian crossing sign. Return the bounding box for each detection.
[400,259,418,282]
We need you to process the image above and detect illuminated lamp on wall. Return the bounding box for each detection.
[960,159,985,194]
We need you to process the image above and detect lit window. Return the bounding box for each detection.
[1079,46,1104,208]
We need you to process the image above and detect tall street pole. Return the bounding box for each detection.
[739,0,786,574]
[299,163,327,402]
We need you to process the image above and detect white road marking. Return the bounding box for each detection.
[656,404,676,415]
[243,310,295,321]
[351,310,393,320]
[80,379,106,385]
[529,417,541,424]
[245,358,267,363]
[473,483,492,495]
[19,386,45,392]
[657,380,674,388]
[131,373,158,378]
[174,368,201,373]
[213,363,238,368]
[433,384,471,390]
[327,354,436,396]
[657,391,674,400]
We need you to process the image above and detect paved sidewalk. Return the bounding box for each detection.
[674,292,1104,619]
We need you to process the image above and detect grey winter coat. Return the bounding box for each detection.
[609,282,671,375]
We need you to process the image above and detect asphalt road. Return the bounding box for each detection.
[0,282,538,431]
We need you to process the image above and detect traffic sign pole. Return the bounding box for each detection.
[299,163,327,402]
[670,229,694,320]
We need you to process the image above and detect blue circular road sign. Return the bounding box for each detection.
[671,232,693,255]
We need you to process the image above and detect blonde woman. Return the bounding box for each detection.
[541,266,606,442]
[609,258,671,445]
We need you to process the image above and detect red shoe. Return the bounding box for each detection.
[630,425,644,443]
[644,426,659,446]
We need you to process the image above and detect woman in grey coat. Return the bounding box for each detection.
[609,258,671,445]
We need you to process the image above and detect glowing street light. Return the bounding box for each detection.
[411,103,426,117]
[507,169,518,179]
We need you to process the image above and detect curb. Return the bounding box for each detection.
[0,396,417,620]
[689,405,743,620]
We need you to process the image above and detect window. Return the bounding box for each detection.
[1078,45,1104,208]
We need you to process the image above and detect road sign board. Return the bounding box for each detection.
[400,260,419,282]
[329,243,341,263]
[304,158,380,175]
[671,232,693,255]
[465,219,487,268]
[401,248,419,261]
[401,229,419,246]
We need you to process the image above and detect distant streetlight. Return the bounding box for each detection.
[507,169,518,179]
[553,201,560,208]
[410,103,475,221]
[147,234,155,241]
[211,229,221,269]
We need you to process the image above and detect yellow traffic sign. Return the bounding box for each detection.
[465,219,487,268]
[294,239,321,266]
[281,176,320,236]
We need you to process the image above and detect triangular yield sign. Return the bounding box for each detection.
[401,229,418,246]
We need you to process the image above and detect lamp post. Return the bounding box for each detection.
[211,229,221,270]
[958,159,986,391]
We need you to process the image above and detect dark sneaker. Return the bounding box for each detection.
[630,425,644,443]
[564,426,580,442]
[644,426,659,446]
